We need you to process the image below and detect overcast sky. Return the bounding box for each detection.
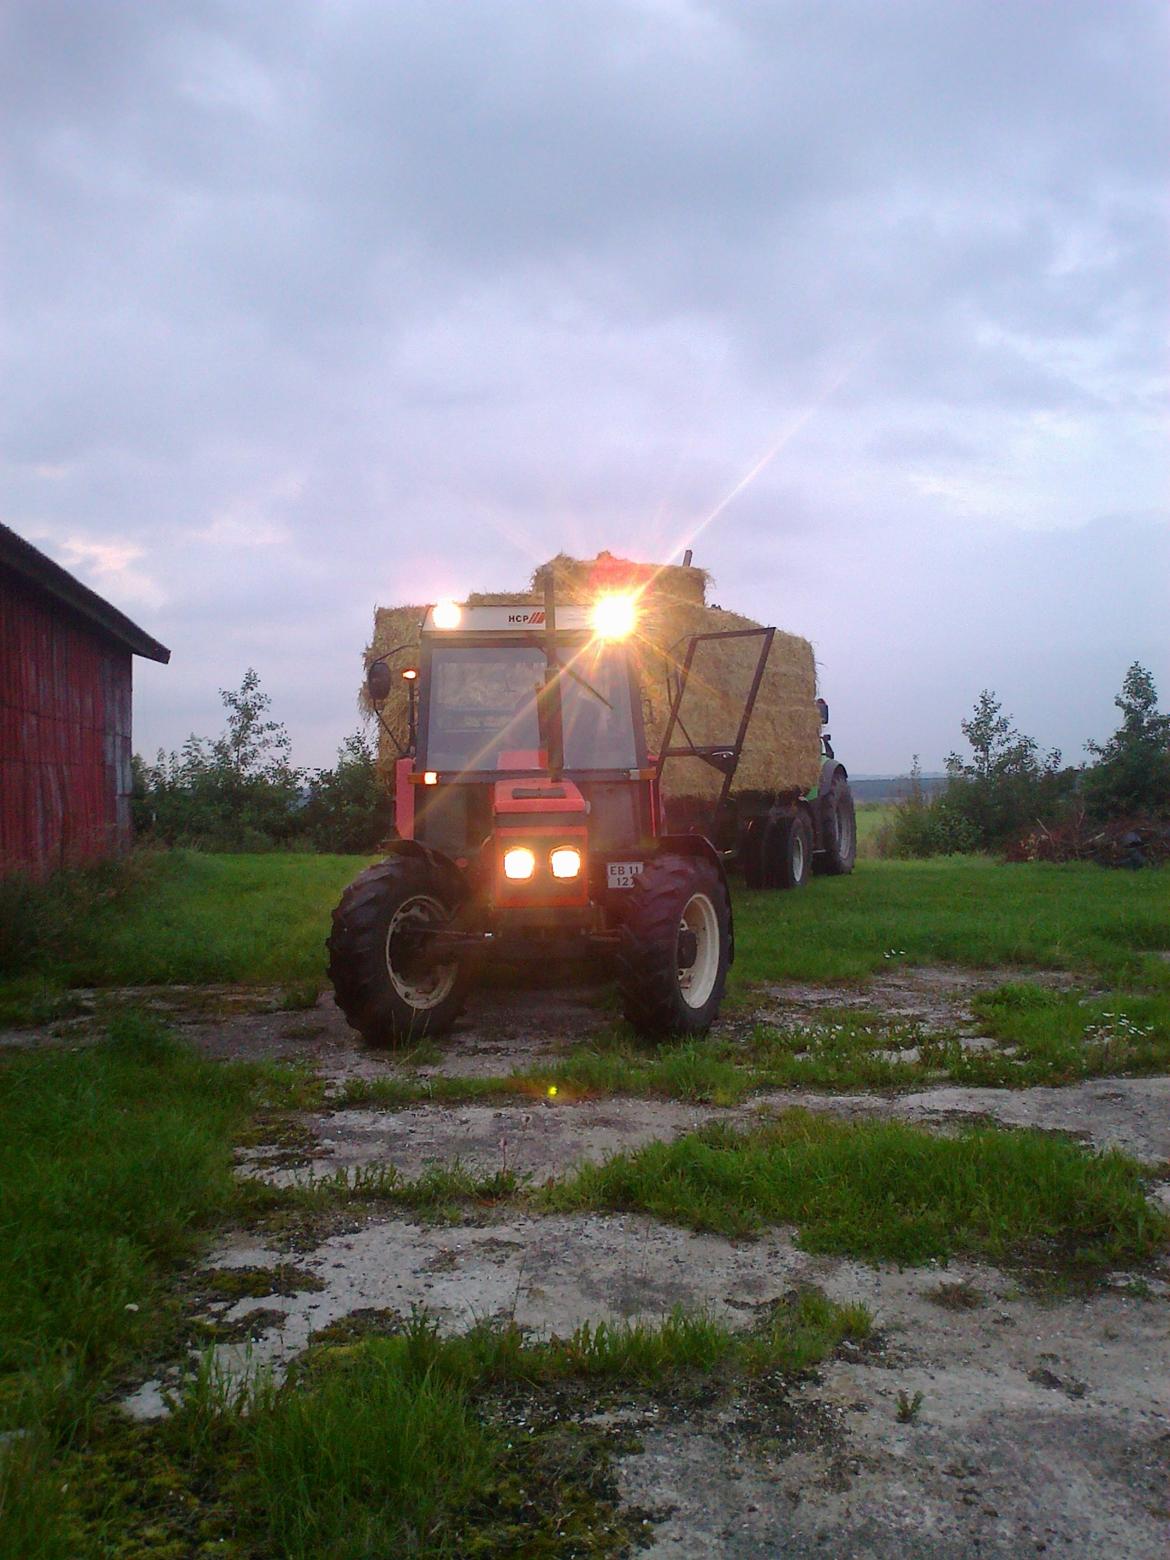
[3,0,1167,773]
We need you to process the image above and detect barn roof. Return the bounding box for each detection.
[0,522,170,663]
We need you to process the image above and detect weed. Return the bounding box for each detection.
[896,1389,924,1423]
[202,1264,325,1300]
[276,980,323,1011]
[926,1280,984,1311]
[55,1299,871,1557]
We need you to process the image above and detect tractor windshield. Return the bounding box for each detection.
[424,642,639,773]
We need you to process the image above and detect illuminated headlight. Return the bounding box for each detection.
[433,598,462,629]
[549,847,582,880]
[503,846,536,881]
[591,592,637,640]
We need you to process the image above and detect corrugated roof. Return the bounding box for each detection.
[0,522,170,664]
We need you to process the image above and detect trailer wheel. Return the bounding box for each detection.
[617,854,731,1038]
[770,813,813,890]
[817,778,857,876]
[327,856,468,1044]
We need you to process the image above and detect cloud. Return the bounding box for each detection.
[0,0,1166,769]
[51,534,168,612]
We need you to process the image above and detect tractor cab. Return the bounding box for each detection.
[404,600,658,883]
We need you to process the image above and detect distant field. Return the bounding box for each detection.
[854,801,892,857]
[2,847,1167,1027]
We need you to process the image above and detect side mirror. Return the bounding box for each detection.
[366,660,393,704]
[816,698,829,725]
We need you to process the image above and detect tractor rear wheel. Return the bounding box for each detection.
[617,853,731,1038]
[816,778,857,876]
[771,813,813,890]
[327,856,468,1044]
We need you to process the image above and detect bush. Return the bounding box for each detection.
[299,733,394,853]
[880,694,1074,858]
[0,856,152,979]
[133,671,390,854]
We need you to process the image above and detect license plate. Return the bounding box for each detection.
[607,862,644,890]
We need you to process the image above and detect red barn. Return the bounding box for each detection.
[0,523,170,879]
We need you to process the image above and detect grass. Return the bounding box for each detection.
[0,1013,307,1556]
[330,977,1170,1107]
[733,857,1170,989]
[854,801,893,858]
[542,1111,1169,1271]
[0,850,370,1023]
[73,1296,870,1558]
[3,851,1168,1032]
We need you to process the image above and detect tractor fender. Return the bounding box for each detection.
[653,834,735,966]
[819,758,849,795]
[814,760,851,853]
[380,839,467,902]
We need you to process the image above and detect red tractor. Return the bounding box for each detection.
[327,578,852,1043]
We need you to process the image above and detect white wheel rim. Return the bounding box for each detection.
[677,891,720,1009]
[792,832,805,878]
[384,894,457,1010]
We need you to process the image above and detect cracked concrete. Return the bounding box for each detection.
[75,965,1170,1555]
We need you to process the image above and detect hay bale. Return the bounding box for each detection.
[365,553,821,799]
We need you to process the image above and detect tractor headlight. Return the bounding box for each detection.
[549,846,582,880]
[502,846,536,881]
[591,592,637,640]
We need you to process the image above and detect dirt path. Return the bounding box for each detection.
[79,971,1170,1555]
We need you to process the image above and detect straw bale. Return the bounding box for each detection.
[365,553,821,798]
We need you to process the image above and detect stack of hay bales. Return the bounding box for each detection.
[363,553,821,802]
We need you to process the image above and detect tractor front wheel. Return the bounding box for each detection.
[327,856,468,1044]
[617,854,731,1038]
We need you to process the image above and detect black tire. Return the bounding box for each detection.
[817,778,857,876]
[741,815,769,889]
[616,853,731,1038]
[771,813,813,890]
[327,856,469,1044]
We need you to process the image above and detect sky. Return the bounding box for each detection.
[2,0,1167,774]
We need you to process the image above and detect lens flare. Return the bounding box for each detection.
[591,592,637,640]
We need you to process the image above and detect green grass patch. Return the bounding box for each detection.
[958,984,1170,1085]
[543,1111,1169,1271]
[0,850,370,1024]
[0,1014,316,1557]
[71,1297,869,1557]
[732,858,1170,989]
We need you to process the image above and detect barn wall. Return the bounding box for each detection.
[0,571,134,878]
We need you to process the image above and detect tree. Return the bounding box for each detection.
[133,669,304,849]
[941,691,1066,849]
[301,732,394,853]
[1083,663,1170,820]
[212,667,294,778]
